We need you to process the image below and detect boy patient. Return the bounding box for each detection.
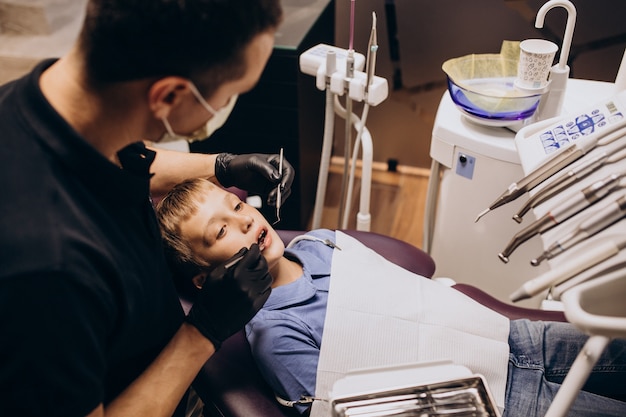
[156,177,626,417]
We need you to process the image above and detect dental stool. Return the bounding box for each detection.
[187,230,565,417]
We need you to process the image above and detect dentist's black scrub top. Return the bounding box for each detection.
[0,59,185,417]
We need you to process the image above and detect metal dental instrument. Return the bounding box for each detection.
[475,123,626,223]
[364,12,378,97]
[224,254,245,269]
[475,144,592,223]
[510,234,626,302]
[531,193,626,266]
[273,147,284,225]
[338,1,357,228]
[513,145,626,223]
[498,171,625,263]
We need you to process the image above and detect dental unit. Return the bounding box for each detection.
[421,0,626,412]
[301,1,626,415]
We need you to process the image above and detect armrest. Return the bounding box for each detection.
[452,283,567,322]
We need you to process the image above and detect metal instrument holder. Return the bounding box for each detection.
[329,361,501,417]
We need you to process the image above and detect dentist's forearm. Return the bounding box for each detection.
[104,322,215,417]
[147,144,219,198]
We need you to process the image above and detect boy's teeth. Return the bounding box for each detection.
[258,230,267,244]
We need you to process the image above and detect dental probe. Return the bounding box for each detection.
[510,234,626,302]
[476,123,626,223]
[273,147,284,225]
[498,172,625,263]
[513,146,626,223]
[531,193,626,266]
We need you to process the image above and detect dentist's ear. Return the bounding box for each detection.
[148,76,192,119]
[192,271,208,290]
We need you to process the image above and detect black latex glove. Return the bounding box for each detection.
[186,244,272,350]
[215,153,294,206]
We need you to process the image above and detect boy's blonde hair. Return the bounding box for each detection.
[156,177,219,269]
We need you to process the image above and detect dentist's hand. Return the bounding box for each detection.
[214,152,294,206]
[186,244,272,350]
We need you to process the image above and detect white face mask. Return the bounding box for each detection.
[159,83,238,143]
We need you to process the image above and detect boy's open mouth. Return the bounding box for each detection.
[258,229,267,246]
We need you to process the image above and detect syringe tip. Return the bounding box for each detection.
[475,208,490,223]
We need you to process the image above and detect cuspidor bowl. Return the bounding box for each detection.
[442,54,544,124]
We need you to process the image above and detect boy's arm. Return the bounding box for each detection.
[248,320,321,414]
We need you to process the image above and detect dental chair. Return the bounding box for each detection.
[183,229,566,417]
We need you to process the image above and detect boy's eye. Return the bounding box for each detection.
[235,202,243,211]
[217,226,225,239]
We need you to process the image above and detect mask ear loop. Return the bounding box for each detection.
[188,82,218,116]
[161,116,177,137]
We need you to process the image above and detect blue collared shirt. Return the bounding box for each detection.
[245,229,336,414]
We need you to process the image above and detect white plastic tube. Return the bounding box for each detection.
[333,96,372,231]
[311,86,336,230]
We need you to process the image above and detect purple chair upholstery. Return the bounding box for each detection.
[452,283,565,322]
[190,230,565,417]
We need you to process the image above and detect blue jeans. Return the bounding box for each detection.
[504,319,626,417]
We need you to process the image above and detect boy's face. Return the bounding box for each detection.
[179,186,285,271]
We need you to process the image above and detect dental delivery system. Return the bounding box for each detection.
[512,145,626,223]
[531,192,626,266]
[498,171,626,263]
[475,90,626,223]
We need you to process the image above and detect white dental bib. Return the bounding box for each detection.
[311,232,510,416]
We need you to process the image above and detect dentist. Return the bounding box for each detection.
[0,1,293,416]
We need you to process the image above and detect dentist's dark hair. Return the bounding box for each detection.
[78,0,282,96]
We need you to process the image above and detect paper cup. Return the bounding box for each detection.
[516,39,558,89]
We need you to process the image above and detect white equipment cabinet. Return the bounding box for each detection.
[424,93,548,308]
